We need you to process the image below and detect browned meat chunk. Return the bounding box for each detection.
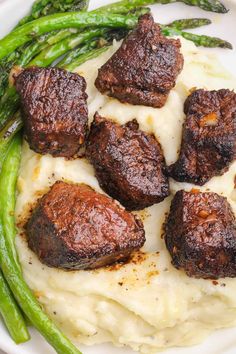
[26,181,145,270]
[95,14,184,108]
[15,67,88,158]
[86,113,169,211]
[168,89,236,185]
[165,190,236,279]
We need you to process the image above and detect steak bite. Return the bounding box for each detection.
[165,190,236,279]
[86,113,169,211]
[26,181,145,270]
[168,89,236,185]
[95,14,184,108]
[15,67,88,158]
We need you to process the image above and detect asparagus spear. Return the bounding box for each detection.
[0,112,22,170]
[0,56,16,99]
[167,18,211,30]
[30,24,131,67]
[0,87,20,128]
[0,269,29,344]
[0,127,22,267]
[0,13,138,61]
[18,0,90,27]
[181,30,232,48]
[92,0,158,13]
[29,28,110,67]
[161,25,233,48]
[179,0,227,13]
[59,41,98,68]
[0,122,29,345]
[92,0,227,13]
[130,7,151,16]
[0,115,22,281]
[58,28,128,67]
[64,46,110,71]
[18,30,77,66]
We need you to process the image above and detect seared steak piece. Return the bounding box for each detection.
[15,67,88,158]
[26,181,145,270]
[86,113,169,210]
[169,89,236,185]
[165,190,236,279]
[95,14,184,108]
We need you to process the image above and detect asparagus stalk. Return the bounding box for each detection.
[18,0,90,27]
[64,46,110,71]
[0,112,22,168]
[0,118,27,337]
[92,0,227,13]
[0,269,29,344]
[130,7,151,16]
[161,25,233,48]
[180,0,227,13]
[0,60,13,99]
[29,28,110,67]
[58,28,128,67]
[167,18,211,30]
[0,127,29,345]
[18,30,77,66]
[0,126,22,267]
[31,25,131,67]
[59,41,98,68]
[92,0,158,13]
[0,87,20,128]
[180,30,232,48]
[0,13,138,61]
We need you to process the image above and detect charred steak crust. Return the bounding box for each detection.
[95,14,184,108]
[26,181,145,270]
[165,190,236,279]
[86,113,170,211]
[15,67,88,158]
[168,89,236,185]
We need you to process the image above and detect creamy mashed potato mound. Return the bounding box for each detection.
[15,38,236,353]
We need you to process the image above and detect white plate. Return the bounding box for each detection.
[0,1,236,353]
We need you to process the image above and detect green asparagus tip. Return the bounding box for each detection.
[215,1,229,13]
[218,40,233,49]
[161,25,233,50]
[167,18,212,30]
[180,0,228,14]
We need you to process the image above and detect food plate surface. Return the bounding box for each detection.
[0,0,236,353]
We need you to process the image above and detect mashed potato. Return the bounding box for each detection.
[15,38,236,353]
